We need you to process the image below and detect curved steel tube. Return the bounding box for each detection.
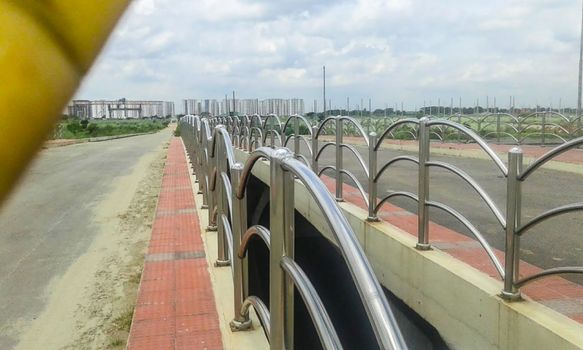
[241,296,271,342]
[519,137,583,180]
[339,116,370,147]
[374,156,419,183]
[298,135,314,155]
[426,161,506,228]
[220,172,233,221]
[375,119,420,151]
[238,225,271,258]
[374,191,419,214]
[280,257,343,350]
[280,157,407,350]
[426,200,504,278]
[318,165,336,177]
[480,132,519,143]
[262,114,283,132]
[340,144,369,177]
[211,126,236,168]
[236,147,274,199]
[514,267,583,288]
[315,116,338,139]
[220,214,233,262]
[315,142,336,162]
[297,153,311,166]
[263,129,283,146]
[282,115,313,136]
[516,203,583,236]
[337,169,369,208]
[426,120,508,175]
[430,132,443,141]
[210,167,218,191]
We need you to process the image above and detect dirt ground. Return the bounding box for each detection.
[14,141,168,350]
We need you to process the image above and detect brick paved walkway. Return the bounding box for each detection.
[127,138,223,350]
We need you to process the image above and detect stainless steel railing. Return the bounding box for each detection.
[323,111,583,145]
[187,113,583,302]
[180,115,407,349]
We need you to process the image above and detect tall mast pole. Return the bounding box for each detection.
[323,66,326,118]
[578,1,583,127]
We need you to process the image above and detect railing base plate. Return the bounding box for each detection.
[500,291,522,301]
[229,318,252,332]
[214,259,231,267]
[206,225,218,232]
[415,243,432,251]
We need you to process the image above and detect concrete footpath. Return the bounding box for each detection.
[127,138,223,350]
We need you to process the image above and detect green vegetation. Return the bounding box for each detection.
[174,122,181,137]
[54,118,169,139]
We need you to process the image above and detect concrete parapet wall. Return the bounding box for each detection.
[234,148,583,350]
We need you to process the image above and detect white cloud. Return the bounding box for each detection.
[76,0,583,112]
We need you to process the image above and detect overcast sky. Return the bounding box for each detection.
[76,0,582,112]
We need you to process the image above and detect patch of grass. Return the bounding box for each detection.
[112,308,134,332]
[56,118,169,139]
[109,339,124,347]
[128,270,142,285]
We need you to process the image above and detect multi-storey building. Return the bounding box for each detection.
[184,98,305,116]
[68,99,175,119]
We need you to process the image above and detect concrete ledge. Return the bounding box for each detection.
[233,148,583,350]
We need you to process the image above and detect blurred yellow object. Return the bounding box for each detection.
[0,0,130,203]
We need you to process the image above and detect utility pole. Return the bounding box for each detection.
[578,0,583,126]
[347,97,350,116]
[323,66,326,118]
[368,98,372,134]
[232,90,236,116]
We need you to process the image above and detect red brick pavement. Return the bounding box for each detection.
[127,138,223,350]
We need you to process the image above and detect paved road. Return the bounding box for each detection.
[314,143,583,279]
[0,130,171,349]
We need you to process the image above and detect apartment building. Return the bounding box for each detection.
[68,99,175,119]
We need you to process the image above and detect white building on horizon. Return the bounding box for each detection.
[183,98,304,116]
[68,99,175,119]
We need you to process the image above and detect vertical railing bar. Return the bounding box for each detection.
[215,136,230,267]
[336,117,344,201]
[230,163,252,330]
[417,117,431,250]
[312,125,319,173]
[269,148,295,350]
[502,147,523,300]
[368,132,378,221]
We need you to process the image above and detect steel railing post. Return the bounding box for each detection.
[311,126,318,173]
[270,117,275,148]
[207,135,217,231]
[417,117,431,250]
[542,110,547,145]
[215,137,230,267]
[200,129,209,209]
[229,163,252,330]
[269,148,295,350]
[496,114,501,144]
[336,117,344,201]
[367,132,378,221]
[294,116,300,158]
[502,147,523,300]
